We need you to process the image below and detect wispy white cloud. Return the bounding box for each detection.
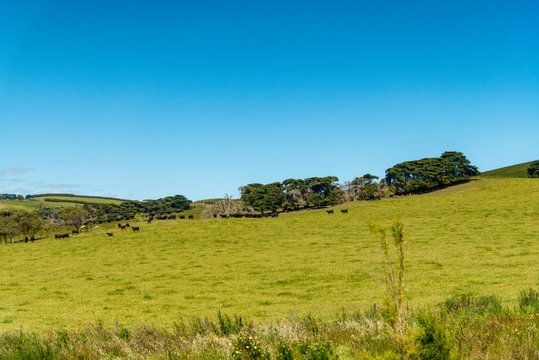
[1,167,33,175]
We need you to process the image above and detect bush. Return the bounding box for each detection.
[298,340,337,360]
[276,342,294,360]
[410,312,450,360]
[231,335,270,360]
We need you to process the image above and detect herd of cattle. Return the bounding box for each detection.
[47,208,348,241]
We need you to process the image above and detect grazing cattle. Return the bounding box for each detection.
[188,215,194,220]
[125,223,130,227]
[341,209,348,214]
[132,226,140,232]
[168,215,176,220]
[30,236,35,242]
[119,225,126,230]
[55,233,69,239]
[117,224,122,228]
[179,215,185,219]
[326,210,334,214]
[106,233,114,237]
[147,219,152,224]
[213,214,217,218]
[72,230,79,234]
[271,213,279,217]
[24,236,29,243]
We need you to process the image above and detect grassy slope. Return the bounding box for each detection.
[0,196,125,211]
[0,178,537,332]
[481,160,536,178]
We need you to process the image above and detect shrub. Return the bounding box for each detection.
[231,335,270,360]
[298,340,337,360]
[276,342,294,360]
[410,312,450,360]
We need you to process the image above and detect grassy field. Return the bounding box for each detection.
[0,195,125,212]
[481,160,536,178]
[0,178,537,333]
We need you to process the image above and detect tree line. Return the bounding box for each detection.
[0,206,90,244]
[90,195,192,223]
[2,151,480,226]
[385,151,479,195]
[229,151,479,215]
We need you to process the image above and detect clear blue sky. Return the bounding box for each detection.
[1,1,538,200]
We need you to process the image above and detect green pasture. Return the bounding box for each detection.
[0,178,537,332]
[37,196,125,205]
[481,160,536,178]
[0,195,124,212]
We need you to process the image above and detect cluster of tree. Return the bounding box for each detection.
[0,211,45,243]
[527,161,539,178]
[340,174,387,201]
[201,195,256,218]
[239,176,342,213]
[0,194,24,200]
[384,151,479,195]
[91,195,192,222]
[0,206,94,244]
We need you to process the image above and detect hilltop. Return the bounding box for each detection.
[0,194,126,212]
[481,160,537,178]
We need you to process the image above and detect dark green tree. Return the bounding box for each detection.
[0,215,18,244]
[12,211,44,239]
[527,161,539,178]
[385,152,478,195]
[60,206,90,231]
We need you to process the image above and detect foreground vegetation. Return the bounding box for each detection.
[0,290,537,359]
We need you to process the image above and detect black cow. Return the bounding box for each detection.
[72,230,79,234]
[341,209,348,214]
[271,213,279,217]
[55,233,69,239]
[24,236,29,243]
[188,215,194,220]
[119,225,126,230]
[125,223,130,227]
[106,233,114,237]
[326,210,334,214]
[179,215,185,219]
[117,224,122,228]
[147,219,152,223]
[132,226,140,232]
[168,215,176,220]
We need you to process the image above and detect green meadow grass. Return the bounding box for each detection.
[0,178,537,333]
[481,160,537,178]
[0,195,124,212]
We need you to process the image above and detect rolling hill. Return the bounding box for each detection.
[0,194,127,211]
[481,160,537,178]
[0,176,537,332]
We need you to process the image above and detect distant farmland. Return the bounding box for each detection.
[0,194,126,211]
[0,177,537,332]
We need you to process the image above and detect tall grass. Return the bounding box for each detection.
[0,291,537,359]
